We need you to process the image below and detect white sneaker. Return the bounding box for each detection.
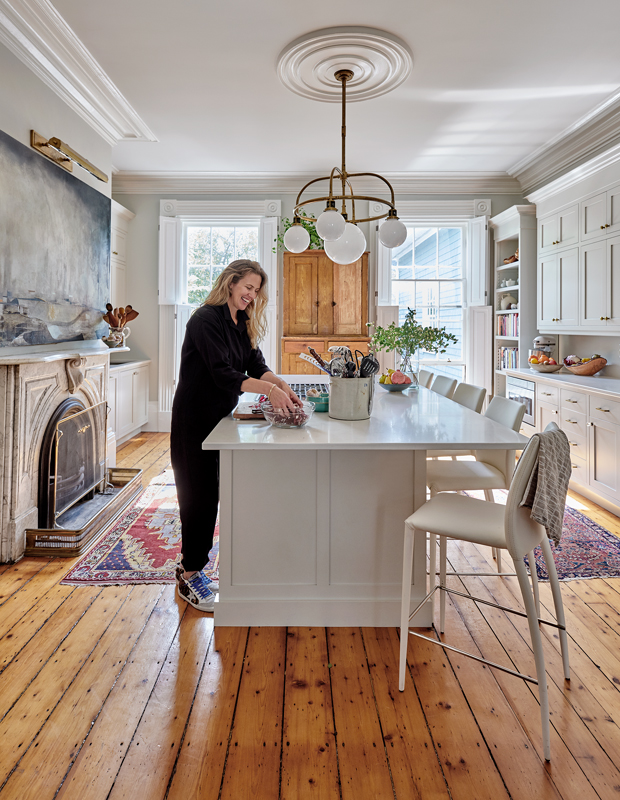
[177,571,215,612]
[175,565,218,593]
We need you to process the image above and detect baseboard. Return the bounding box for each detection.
[144,400,160,432]
[157,409,171,432]
[569,481,620,517]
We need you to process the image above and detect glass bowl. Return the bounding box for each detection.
[261,400,314,428]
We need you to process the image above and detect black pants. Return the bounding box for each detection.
[171,425,219,573]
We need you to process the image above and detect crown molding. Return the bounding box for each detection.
[159,199,280,218]
[0,0,157,145]
[525,141,620,204]
[488,203,536,229]
[111,170,522,195]
[509,87,620,195]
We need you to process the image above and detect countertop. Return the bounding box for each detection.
[203,385,527,451]
[504,368,620,397]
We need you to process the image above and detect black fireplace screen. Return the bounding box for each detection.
[53,401,107,520]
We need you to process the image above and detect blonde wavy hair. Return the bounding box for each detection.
[203,260,268,348]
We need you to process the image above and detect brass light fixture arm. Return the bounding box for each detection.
[290,68,401,228]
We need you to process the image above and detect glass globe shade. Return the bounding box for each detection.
[283,224,310,253]
[316,208,346,241]
[324,223,366,265]
[378,217,408,248]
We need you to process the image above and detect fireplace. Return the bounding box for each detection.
[0,343,141,562]
[38,399,107,529]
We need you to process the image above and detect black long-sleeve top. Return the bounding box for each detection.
[171,303,271,442]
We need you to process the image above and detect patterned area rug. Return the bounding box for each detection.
[61,470,219,586]
[466,490,620,581]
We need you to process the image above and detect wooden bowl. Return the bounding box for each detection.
[564,357,607,376]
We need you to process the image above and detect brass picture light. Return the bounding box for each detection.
[30,131,109,183]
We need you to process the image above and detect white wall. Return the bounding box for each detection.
[0,42,112,197]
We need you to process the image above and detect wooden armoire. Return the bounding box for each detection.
[281,250,370,374]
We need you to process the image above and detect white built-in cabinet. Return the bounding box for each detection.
[526,375,620,512]
[110,201,135,309]
[537,181,620,334]
[109,360,150,443]
[537,247,579,328]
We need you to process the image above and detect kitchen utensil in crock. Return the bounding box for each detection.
[299,352,331,374]
[359,353,380,378]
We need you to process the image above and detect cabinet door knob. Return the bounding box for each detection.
[606,316,611,320]
[600,316,605,320]
[606,223,611,228]
[588,421,594,426]
[552,410,558,414]
[315,301,320,306]
[595,407,610,412]
[601,226,606,230]
[332,301,337,306]
[566,419,577,424]
[571,464,579,469]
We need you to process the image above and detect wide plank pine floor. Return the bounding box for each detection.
[1,432,620,798]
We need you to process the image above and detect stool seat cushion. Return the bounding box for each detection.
[426,460,507,493]
[406,493,506,549]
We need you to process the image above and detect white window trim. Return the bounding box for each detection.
[157,199,280,431]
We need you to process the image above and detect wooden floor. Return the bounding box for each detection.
[2,432,620,799]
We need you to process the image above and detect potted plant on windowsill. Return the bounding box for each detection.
[367,308,458,389]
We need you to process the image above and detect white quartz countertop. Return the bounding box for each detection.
[203,386,528,451]
[504,368,620,397]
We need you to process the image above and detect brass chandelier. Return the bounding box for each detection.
[284,69,407,264]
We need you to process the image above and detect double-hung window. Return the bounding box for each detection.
[185,222,260,305]
[390,225,465,381]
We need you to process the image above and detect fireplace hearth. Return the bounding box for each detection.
[0,342,140,562]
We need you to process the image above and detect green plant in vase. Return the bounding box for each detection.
[274,209,323,252]
[367,308,458,387]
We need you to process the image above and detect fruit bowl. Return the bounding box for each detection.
[529,363,562,373]
[379,382,411,392]
[261,401,314,428]
[563,357,607,376]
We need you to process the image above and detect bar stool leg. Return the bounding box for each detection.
[399,521,415,691]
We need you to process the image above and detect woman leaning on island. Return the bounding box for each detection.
[171,259,301,612]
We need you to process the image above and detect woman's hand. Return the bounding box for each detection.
[269,384,301,411]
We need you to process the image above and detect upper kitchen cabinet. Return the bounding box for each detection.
[282,250,369,373]
[538,247,579,328]
[110,200,135,309]
[580,184,620,242]
[537,204,578,253]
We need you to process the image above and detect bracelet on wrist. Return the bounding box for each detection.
[267,384,275,403]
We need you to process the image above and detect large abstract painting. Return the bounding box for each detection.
[0,128,110,347]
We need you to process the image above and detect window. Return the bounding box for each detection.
[185,223,259,305]
[391,226,465,381]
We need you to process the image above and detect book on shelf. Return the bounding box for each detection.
[497,346,518,370]
[497,312,519,337]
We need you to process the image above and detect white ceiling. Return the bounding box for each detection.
[50,0,620,178]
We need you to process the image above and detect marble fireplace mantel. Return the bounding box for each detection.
[0,342,110,562]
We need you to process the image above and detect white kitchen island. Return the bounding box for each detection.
[203,384,527,627]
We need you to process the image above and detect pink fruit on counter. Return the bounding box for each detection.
[402,375,412,384]
[391,370,406,384]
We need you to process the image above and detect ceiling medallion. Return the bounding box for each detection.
[278,28,413,263]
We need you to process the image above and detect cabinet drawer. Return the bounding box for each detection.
[564,429,587,461]
[569,455,587,485]
[536,383,559,404]
[282,339,327,354]
[560,411,587,437]
[589,394,620,425]
[560,388,587,415]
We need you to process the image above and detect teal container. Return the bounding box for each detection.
[306,393,329,412]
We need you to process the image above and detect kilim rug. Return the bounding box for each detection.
[61,470,219,586]
[465,490,620,581]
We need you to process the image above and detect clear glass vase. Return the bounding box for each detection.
[400,355,419,391]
